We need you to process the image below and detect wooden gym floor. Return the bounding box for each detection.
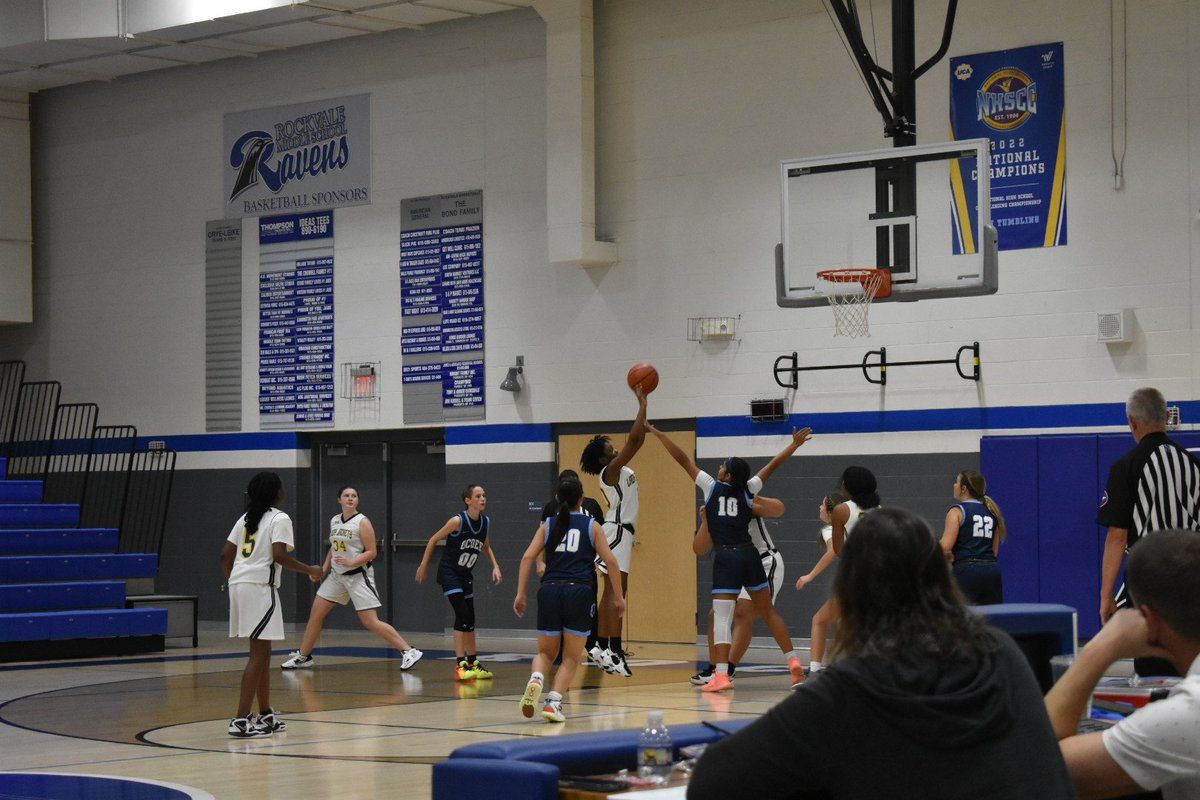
[0,625,803,799]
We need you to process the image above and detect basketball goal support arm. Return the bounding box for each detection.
[772,342,980,389]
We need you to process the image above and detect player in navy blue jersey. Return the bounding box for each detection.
[649,423,812,691]
[940,469,1006,604]
[514,475,624,723]
[417,484,503,681]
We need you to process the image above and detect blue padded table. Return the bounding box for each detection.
[437,719,755,800]
[974,602,1077,690]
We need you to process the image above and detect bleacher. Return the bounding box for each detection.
[0,361,177,661]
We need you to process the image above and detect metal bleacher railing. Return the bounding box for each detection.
[0,361,176,557]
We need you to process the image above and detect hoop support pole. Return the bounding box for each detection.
[772,342,980,389]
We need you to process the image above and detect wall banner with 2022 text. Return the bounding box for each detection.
[950,42,1066,251]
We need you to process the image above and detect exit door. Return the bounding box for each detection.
[315,439,448,634]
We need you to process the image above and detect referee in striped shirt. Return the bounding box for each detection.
[1097,387,1200,675]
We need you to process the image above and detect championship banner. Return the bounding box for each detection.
[224,94,370,218]
[950,42,1066,251]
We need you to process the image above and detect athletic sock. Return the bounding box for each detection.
[546,690,562,702]
[611,636,623,653]
[597,637,610,650]
[729,662,737,677]
[467,653,477,665]
[784,649,800,663]
[530,671,545,684]
[716,663,729,675]
[809,660,824,672]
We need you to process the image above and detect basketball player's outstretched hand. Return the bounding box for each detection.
[792,426,813,446]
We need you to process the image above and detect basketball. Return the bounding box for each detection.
[627,363,659,394]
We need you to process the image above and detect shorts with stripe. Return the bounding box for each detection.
[536,581,595,638]
[712,545,769,595]
[317,566,381,611]
[595,521,633,575]
[437,563,474,598]
[738,549,784,602]
[228,583,284,640]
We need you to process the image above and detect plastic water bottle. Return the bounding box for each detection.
[637,710,673,784]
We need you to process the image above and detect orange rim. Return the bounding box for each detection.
[816,268,891,298]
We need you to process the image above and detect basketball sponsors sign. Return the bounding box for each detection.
[224,94,371,218]
[950,43,1066,250]
[400,191,485,423]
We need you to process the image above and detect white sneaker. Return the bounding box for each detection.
[400,647,423,670]
[597,648,617,673]
[541,697,566,723]
[281,652,313,670]
[228,716,271,738]
[256,708,286,733]
[588,644,606,668]
[608,650,633,678]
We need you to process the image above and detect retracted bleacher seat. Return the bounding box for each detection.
[0,459,168,661]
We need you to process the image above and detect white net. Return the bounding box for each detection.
[816,270,886,338]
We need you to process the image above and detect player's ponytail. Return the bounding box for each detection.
[244,471,282,534]
[547,476,584,556]
[959,469,1007,543]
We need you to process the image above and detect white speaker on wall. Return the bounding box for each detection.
[1097,309,1133,343]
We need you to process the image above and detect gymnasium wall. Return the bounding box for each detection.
[1,1,1198,630]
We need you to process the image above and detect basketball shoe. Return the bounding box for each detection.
[541,696,566,723]
[789,656,806,689]
[455,659,475,681]
[228,716,272,738]
[281,652,313,670]
[702,671,733,693]
[256,708,286,733]
[519,675,543,718]
[400,647,423,670]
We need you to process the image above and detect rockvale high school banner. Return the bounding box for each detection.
[224,94,371,218]
[950,42,1066,251]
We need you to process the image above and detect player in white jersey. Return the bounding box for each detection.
[220,471,322,738]
[804,468,879,675]
[281,486,423,671]
[579,387,647,677]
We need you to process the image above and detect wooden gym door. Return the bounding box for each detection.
[558,428,697,644]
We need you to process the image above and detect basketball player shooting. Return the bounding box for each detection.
[579,382,648,677]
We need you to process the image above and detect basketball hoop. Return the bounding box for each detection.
[816,268,892,338]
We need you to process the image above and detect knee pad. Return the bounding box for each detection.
[712,599,736,646]
[448,593,476,633]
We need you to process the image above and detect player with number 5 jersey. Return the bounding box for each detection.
[417,484,503,681]
[940,469,1006,605]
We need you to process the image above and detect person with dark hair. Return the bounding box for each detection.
[538,470,606,664]
[1048,529,1200,800]
[579,387,647,677]
[416,484,503,681]
[806,467,880,675]
[281,485,423,671]
[690,493,786,687]
[940,469,1007,605]
[513,475,624,723]
[688,507,1077,800]
[649,423,812,691]
[220,471,322,738]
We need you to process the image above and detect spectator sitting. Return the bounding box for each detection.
[1046,529,1200,800]
[687,507,1076,800]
